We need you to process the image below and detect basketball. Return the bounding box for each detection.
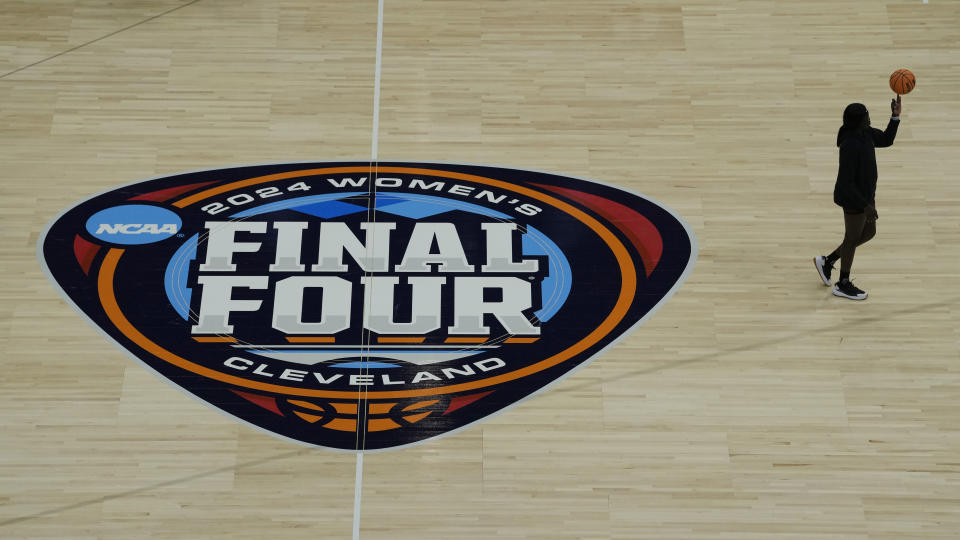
[889,68,916,95]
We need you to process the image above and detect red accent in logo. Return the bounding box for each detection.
[534,184,663,276]
[128,181,218,203]
[443,391,495,415]
[73,235,100,275]
[231,389,285,417]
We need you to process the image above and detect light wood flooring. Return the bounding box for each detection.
[2,1,959,538]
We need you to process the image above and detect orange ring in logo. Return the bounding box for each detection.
[98,167,637,399]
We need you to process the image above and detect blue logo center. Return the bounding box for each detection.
[86,205,182,245]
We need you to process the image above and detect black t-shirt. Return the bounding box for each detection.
[833,118,900,210]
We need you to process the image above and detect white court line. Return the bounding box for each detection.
[371,0,385,162]
[352,452,365,540]
[354,0,386,539]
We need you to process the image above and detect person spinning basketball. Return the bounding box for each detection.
[814,95,902,300]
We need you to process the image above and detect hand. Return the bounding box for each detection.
[866,203,879,221]
[891,94,902,117]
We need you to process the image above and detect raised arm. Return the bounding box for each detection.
[872,96,902,148]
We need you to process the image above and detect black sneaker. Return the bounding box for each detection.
[813,255,833,286]
[833,279,867,300]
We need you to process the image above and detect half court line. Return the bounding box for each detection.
[354,1,387,539]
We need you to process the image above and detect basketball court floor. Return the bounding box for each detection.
[2,1,959,538]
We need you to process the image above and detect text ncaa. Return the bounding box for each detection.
[39,163,696,451]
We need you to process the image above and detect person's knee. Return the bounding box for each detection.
[843,232,861,246]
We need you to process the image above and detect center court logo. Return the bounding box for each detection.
[38,162,696,451]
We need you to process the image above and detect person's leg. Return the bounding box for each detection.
[816,209,874,287]
[832,210,869,299]
[856,218,876,247]
[816,210,867,286]
[838,210,866,278]
[825,215,874,262]
[825,246,841,265]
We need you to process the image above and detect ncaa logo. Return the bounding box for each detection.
[39,162,696,451]
[86,204,182,244]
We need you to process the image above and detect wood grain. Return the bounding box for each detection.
[2,0,959,538]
